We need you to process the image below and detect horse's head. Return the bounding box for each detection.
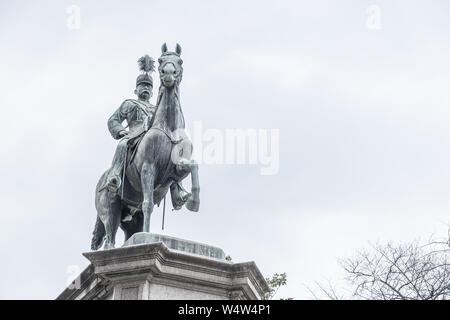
[158,43,183,88]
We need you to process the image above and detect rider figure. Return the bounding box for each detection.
[106,55,156,193]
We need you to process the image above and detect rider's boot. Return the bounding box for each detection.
[106,139,128,194]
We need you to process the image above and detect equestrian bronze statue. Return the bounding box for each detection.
[91,43,200,250]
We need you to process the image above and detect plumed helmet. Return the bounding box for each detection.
[136,54,155,86]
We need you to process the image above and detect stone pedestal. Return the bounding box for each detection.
[57,233,269,300]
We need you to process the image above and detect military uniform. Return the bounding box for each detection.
[105,55,157,193]
[106,99,156,192]
[108,99,156,139]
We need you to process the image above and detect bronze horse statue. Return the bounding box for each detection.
[91,43,200,250]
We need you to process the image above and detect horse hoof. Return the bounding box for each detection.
[186,200,199,212]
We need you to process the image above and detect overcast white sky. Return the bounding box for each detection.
[1,0,450,299]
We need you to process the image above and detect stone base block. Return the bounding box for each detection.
[123,232,226,260]
[57,234,269,300]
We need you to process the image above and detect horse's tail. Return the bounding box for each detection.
[91,216,105,250]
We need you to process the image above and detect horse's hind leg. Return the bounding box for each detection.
[141,162,155,232]
[103,193,122,249]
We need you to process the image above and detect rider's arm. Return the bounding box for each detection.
[107,100,134,139]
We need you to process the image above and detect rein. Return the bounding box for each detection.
[149,127,183,144]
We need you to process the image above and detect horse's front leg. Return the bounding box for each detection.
[185,160,200,212]
[141,162,155,232]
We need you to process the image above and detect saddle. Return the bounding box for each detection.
[126,133,145,167]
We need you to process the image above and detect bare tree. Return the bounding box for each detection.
[306,279,344,300]
[308,228,450,300]
[340,229,450,300]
